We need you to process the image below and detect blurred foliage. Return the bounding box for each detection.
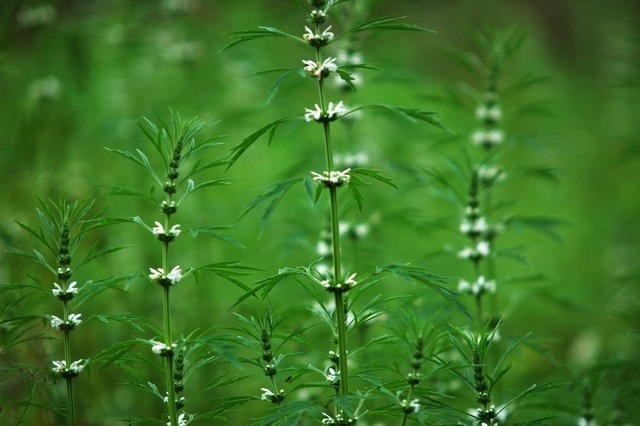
[1,0,640,424]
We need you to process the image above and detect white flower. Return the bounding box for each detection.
[305,104,323,122]
[167,413,188,426]
[261,387,274,401]
[152,221,166,235]
[302,59,317,73]
[478,165,505,183]
[166,266,183,284]
[339,221,350,235]
[302,26,315,41]
[471,130,487,145]
[408,398,420,413]
[320,279,331,288]
[321,26,334,40]
[477,241,490,256]
[488,106,502,121]
[458,247,474,259]
[52,360,66,372]
[316,240,330,256]
[354,223,369,238]
[50,315,64,330]
[310,9,326,19]
[326,367,338,381]
[326,101,346,120]
[169,224,182,236]
[68,313,82,326]
[69,359,84,373]
[149,267,165,281]
[322,413,335,425]
[311,169,351,185]
[151,340,177,355]
[52,282,63,297]
[457,279,470,292]
[486,129,504,145]
[475,104,502,123]
[67,281,79,294]
[345,273,357,286]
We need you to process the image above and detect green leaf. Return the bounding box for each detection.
[230,268,306,310]
[227,116,302,169]
[99,185,157,202]
[267,69,306,104]
[348,104,453,133]
[105,148,163,185]
[352,168,399,189]
[239,177,304,235]
[340,16,435,39]
[191,225,246,248]
[376,264,471,319]
[92,313,144,331]
[220,27,303,52]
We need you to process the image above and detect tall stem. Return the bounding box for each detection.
[317,51,349,397]
[63,294,75,426]
[162,213,178,426]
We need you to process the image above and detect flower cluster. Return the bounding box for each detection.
[478,165,506,187]
[303,57,337,79]
[475,104,502,124]
[308,9,327,24]
[458,241,491,260]
[152,221,182,242]
[57,267,72,280]
[166,413,189,426]
[52,281,78,301]
[303,25,334,47]
[305,101,347,123]
[457,276,497,296]
[50,313,82,331]
[52,359,84,378]
[311,168,351,187]
[334,151,369,168]
[339,220,370,240]
[320,273,357,293]
[321,412,357,426]
[161,200,177,214]
[401,398,420,414]
[460,216,488,238]
[151,340,177,356]
[260,387,285,404]
[149,266,183,286]
[471,129,504,149]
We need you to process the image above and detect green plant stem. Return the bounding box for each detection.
[162,213,178,426]
[62,295,75,426]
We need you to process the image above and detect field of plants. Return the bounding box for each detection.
[1,0,639,425]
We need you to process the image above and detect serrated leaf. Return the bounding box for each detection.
[348,104,452,133]
[227,116,302,169]
[220,27,303,52]
[191,225,245,248]
[340,16,435,39]
[239,177,303,236]
[352,168,399,189]
[99,185,157,202]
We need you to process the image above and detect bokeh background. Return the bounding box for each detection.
[1,0,639,424]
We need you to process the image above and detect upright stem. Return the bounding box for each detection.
[317,51,349,397]
[62,292,75,426]
[162,213,178,426]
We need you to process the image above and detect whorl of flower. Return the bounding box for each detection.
[302,57,338,79]
[401,398,420,413]
[475,104,502,124]
[149,265,183,286]
[320,272,358,293]
[151,340,177,356]
[52,359,84,378]
[52,281,78,301]
[50,313,82,330]
[471,129,505,149]
[308,9,327,24]
[460,217,488,237]
[57,267,72,280]
[161,200,177,214]
[152,221,182,242]
[303,25,334,47]
[311,168,351,187]
[260,387,285,403]
[334,151,369,168]
[304,101,346,122]
[166,413,188,426]
[478,165,506,186]
[326,367,339,382]
[457,276,496,296]
[458,241,491,260]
